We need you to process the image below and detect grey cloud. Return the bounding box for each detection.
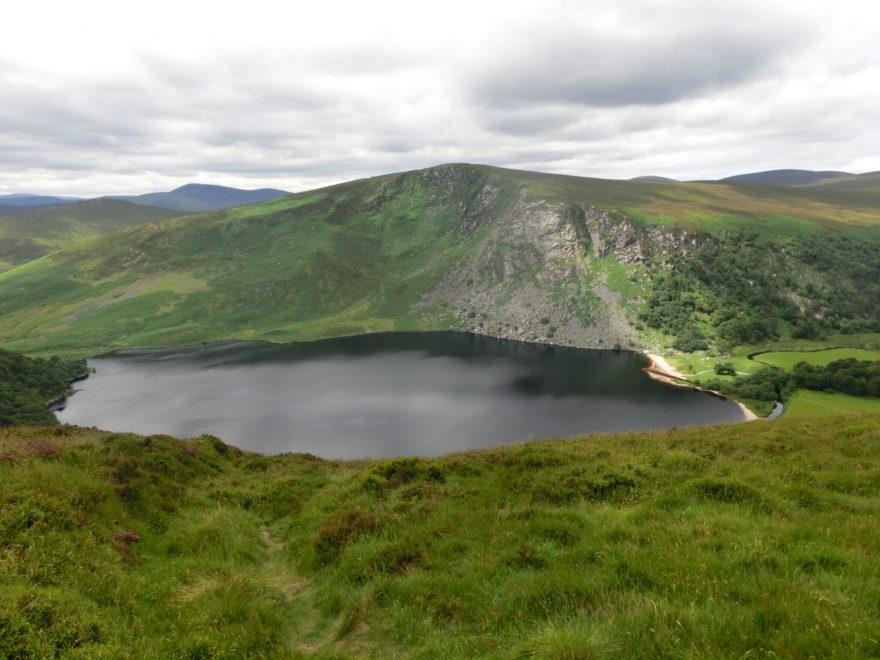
[467,10,810,111]
[0,1,878,197]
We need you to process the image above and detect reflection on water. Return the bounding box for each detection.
[58,332,745,458]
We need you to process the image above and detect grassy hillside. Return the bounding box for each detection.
[719,169,852,186]
[480,165,880,233]
[1,415,879,657]
[0,199,180,272]
[1,164,879,358]
[805,171,880,193]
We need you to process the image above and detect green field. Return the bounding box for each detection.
[784,390,880,417]
[2,415,880,657]
[755,347,880,370]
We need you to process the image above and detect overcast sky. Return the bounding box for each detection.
[2,0,879,196]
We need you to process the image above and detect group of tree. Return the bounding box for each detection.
[639,231,880,352]
[699,369,795,405]
[697,358,880,408]
[0,349,88,426]
[791,358,880,398]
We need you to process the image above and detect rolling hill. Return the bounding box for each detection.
[0,194,85,216]
[0,163,879,357]
[0,199,181,273]
[804,171,880,193]
[0,193,83,208]
[720,169,852,186]
[113,183,290,212]
[716,169,880,197]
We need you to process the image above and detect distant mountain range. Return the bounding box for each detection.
[629,170,880,190]
[718,169,880,191]
[10,173,880,214]
[720,169,853,186]
[0,184,290,216]
[110,183,290,212]
[0,194,85,216]
[0,193,84,206]
[629,175,678,183]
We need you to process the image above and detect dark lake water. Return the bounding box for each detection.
[57,332,745,458]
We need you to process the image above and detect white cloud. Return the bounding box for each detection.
[1,0,879,196]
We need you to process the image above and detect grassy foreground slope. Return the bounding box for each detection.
[2,164,880,358]
[0,199,180,272]
[2,416,880,657]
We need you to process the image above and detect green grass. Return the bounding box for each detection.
[748,348,880,418]
[784,390,880,417]
[0,199,180,273]
[2,416,880,657]
[755,347,880,370]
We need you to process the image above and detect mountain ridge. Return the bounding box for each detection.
[0,163,878,358]
[720,169,853,186]
[110,182,290,212]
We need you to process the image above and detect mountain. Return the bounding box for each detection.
[803,171,880,193]
[0,204,25,216]
[720,169,853,186]
[0,163,878,357]
[0,198,180,272]
[629,175,678,182]
[0,193,83,207]
[0,193,84,215]
[114,183,290,212]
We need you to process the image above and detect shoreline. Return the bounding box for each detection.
[643,353,758,422]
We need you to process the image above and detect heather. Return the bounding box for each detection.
[2,416,879,657]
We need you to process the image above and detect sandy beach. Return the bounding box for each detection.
[643,353,758,422]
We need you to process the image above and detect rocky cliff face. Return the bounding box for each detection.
[414,175,687,349]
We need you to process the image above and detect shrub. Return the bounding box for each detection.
[314,508,378,565]
[714,361,736,376]
[690,478,771,511]
[508,544,547,570]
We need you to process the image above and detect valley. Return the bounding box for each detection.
[2,164,880,658]
[4,4,880,655]
[2,163,879,418]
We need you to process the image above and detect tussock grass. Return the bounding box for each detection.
[2,415,880,656]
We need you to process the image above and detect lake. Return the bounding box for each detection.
[56,332,745,458]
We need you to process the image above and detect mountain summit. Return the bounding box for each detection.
[114,183,290,212]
